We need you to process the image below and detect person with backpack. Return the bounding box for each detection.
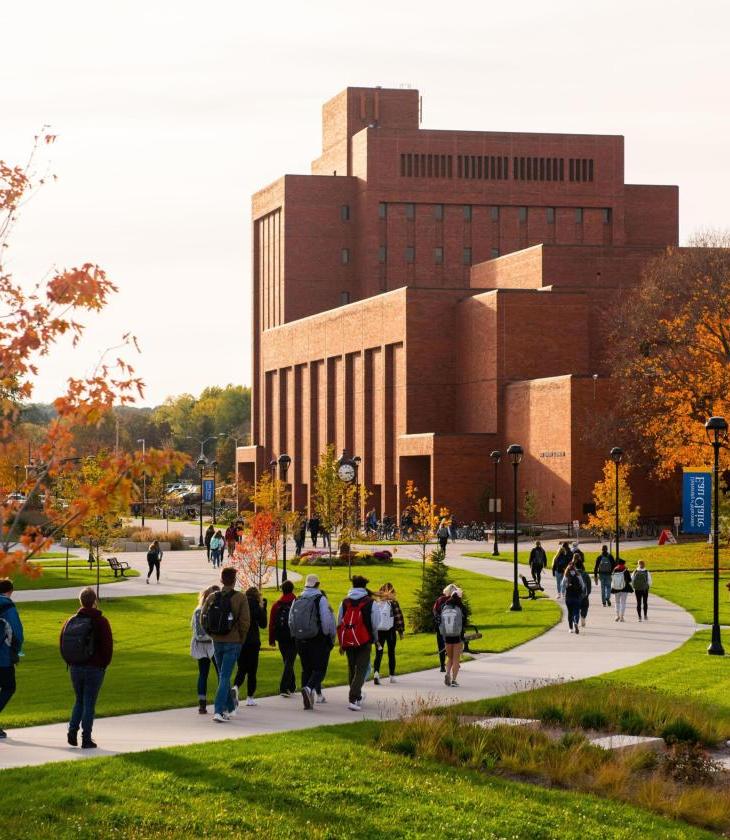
[190,584,220,714]
[561,562,586,634]
[146,539,163,584]
[233,587,268,707]
[60,587,113,748]
[631,560,653,622]
[224,524,237,558]
[611,558,633,622]
[201,567,250,722]
[308,517,320,547]
[437,519,450,553]
[294,518,307,558]
[210,530,225,568]
[337,574,378,711]
[593,545,615,606]
[268,580,298,696]
[290,574,336,710]
[204,524,215,562]
[0,578,23,739]
[529,540,547,584]
[551,543,571,599]
[431,585,456,673]
[434,585,467,686]
[575,557,592,628]
[372,582,405,685]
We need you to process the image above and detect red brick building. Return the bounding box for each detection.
[238,86,679,524]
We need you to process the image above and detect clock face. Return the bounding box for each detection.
[338,463,355,483]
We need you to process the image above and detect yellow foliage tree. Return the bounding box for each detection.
[404,479,449,572]
[586,460,640,548]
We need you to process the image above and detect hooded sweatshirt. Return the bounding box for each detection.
[268,591,296,646]
[337,587,377,640]
[60,606,113,668]
[0,594,23,667]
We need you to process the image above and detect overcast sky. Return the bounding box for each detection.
[4,0,729,406]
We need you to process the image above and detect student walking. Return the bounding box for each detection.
[611,558,633,622]
[337,575,378,711]
[60,587,113,749]
[204,524,215,562]
[308,517,320,547]
[233,587,268,706]
[210,530,225,568]
[201,567,250,723]
[224,524,237,558]
[437,519,450,553]
[268,580,298,696]
[146,539,163,584]
[593,545,615,606]
[552,543,571,599]
[561,563,586,634]
[290,574,336,709]
[294,518,307,557]
[190,585,220,713]
[529,540,547,584]
[0,579,23,739]
[632,560,652,621]
[575,558,592,628]
[432,586,454,673]
[434,585,468,686]
[372,583,405,685]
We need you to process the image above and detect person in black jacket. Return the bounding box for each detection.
[308,517,320,547]
[233,587,268,706]
[529,540,547,584]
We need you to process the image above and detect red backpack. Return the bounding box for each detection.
[337,598,372,649]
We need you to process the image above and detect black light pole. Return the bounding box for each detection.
[13,464,20,495]
[610,447,623,562]
[137,438,146,528]
[211,460,218,525]
[197,457,206,547]
[269,458,277,482]
[507,444,523,612]
[706,416,727,656]
[353,455,362,529]
[278,454,291,582]
[490,450,501,556]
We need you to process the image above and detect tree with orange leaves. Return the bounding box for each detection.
[610,231,730,476]
[404,479,449,573]
[0,135,185,578]
[230,511,278,591]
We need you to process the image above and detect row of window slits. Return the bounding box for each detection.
[400,153,595,183]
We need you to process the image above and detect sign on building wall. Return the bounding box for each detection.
[682,470,711,534]
[202,479,215,503]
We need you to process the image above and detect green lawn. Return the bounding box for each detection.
[10,559,140,591]
[0,723,715,839]
[3,560,560,728]
[644,571,730,626]
[453,629,730,743]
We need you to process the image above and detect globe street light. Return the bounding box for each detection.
[278,454,292,582]
[197,457,206,547]
[507,444,523,612]
[705,416,727,656]
[610,447,623,563]
[490,450,502,556]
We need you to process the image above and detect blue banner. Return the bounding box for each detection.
[202,479,214,503]
[682,470,711,534]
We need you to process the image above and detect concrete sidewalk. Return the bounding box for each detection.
[0,549,697,771]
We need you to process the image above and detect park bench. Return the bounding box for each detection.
[520,575,544,600]
[106,556,131,578]
[463,624,482,653]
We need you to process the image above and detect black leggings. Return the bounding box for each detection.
[373,628,397,676]
[435,630,446,668]
[234,646,260,696]
[147,558,160,580]
[635,590,649,617]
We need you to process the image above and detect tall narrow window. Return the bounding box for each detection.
[405,246,415,263]
[433,246,444,264]
[575,208,584,223]
[340,291,350,305]
[602,208,612,224]
[463,205,472,222]
[434,203,444,220]
[490,206,500,222]
[462,247,472,265]
[341,248,350,265]
[378,245,387,263]
[378,202,387,219]
[547,207,555,224]
[491,247,500,258]
[340,204,350,221]
[405,203,415,220]
[519,207,527,223]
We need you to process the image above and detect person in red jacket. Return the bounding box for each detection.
[268,580,298,696]
[59,587,113,749]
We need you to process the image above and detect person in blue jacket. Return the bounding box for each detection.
[0,578,24,739]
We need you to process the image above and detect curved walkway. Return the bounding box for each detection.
[0,542,697,771]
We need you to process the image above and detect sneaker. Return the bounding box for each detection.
[280,691,291,698]
[620,616,625,622]
[569,627,574,633]
[0,729,6,739]
[444,673,452,686]
[357,692,366,706]
[389,676,397,684]
[575,626,580,635]
[580,617,586,627]
[439,665,446,673]
[638,615,642,622]
[615,616,620,622]
[315,693,326,704]
[607,600,612,607]
[644,616,649,622]
[373,671,380,685]
[347,702,362,711]
[146,578,150,584]
[301,687,313,710]
[81,738,97,749]
[246,697,257,707]
[231,686,239,708]
[212,713,229,723]
[450,679,459,687]
[67,730,78,746]
[227,708,237,717]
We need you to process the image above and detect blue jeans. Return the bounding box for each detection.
[565,597,581,629]
[599,574,612,604]
[212,548,224,568]
[213,641,241,714]
[69,665,106,738]
[554,572,564,595]
[196,656,218,699]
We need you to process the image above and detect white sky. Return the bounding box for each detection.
[4,0,729,406]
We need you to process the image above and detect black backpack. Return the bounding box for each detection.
[203,590,235,635]
[275,600,293,642]
[61,615,95,665]
[565,574,583,597]
[0,603,20,665]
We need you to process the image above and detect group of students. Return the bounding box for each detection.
[528,539,654,632]
[292,517,332,555]
[204,522,243,567]
[189,567,473,719]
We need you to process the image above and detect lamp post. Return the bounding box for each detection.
[610,447,623,563]
[490,450,501,556]
[13,464,21,496]
[507,444,523,612]
[353,455,362,529]
[705,416,727,656]
[269,458,277,482]
[211,460,218,524]
[136,438,146,528]
[197,457,206,547]
[278,454,292,582]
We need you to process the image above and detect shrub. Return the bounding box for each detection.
[580,710,609,731]
[619,710,646,736]
[291,553,393,567]
[539,706,565,725]
[661,719,702,745]
[408,548,452,633]
[661,743,721,784]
